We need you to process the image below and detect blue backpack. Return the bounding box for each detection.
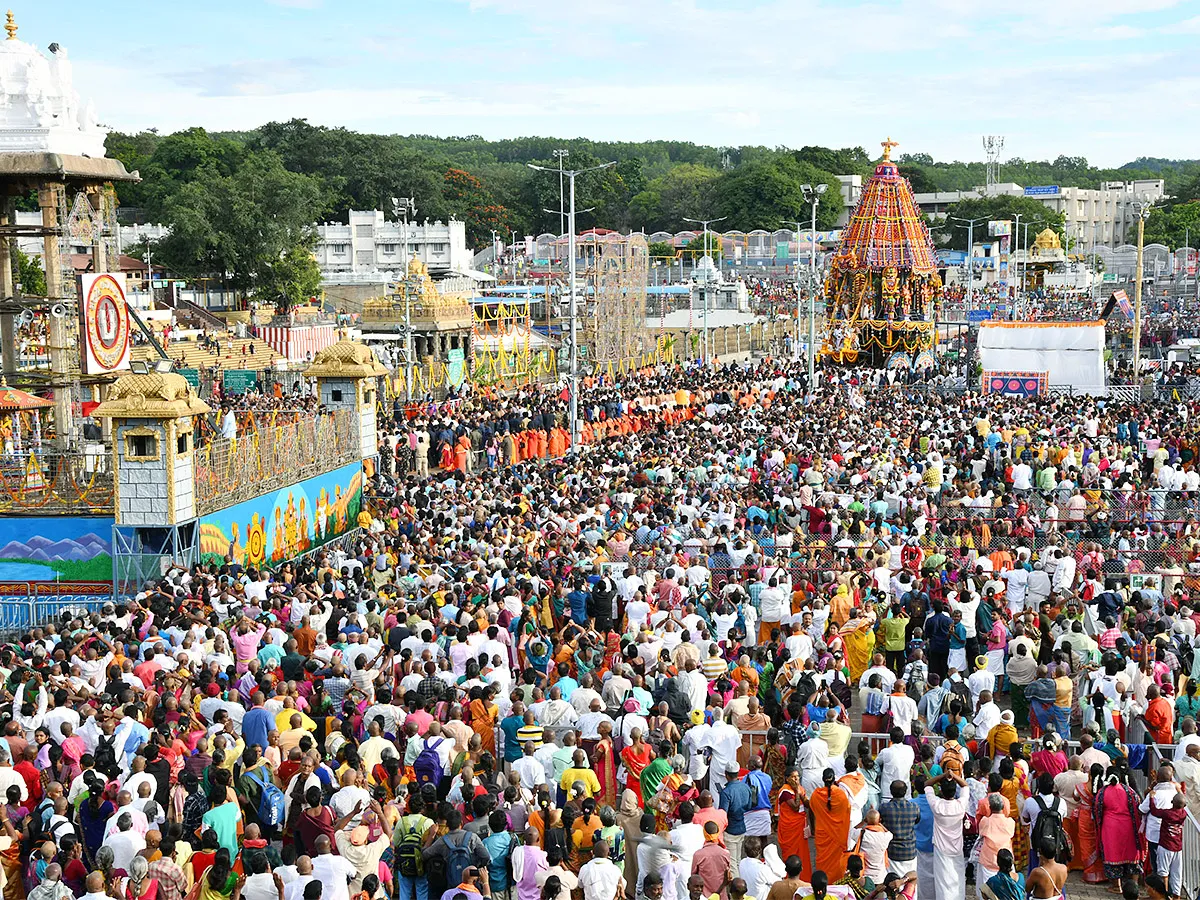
[248,766,286,827]
[443,832,473,888]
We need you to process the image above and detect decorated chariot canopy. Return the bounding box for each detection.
[823,138,940,365]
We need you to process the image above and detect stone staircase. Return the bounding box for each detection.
[132,334,284,371]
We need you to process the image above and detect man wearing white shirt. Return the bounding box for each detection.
[876,728,916,794]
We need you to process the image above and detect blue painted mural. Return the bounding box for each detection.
[197,461,363,568]
[0,516,114,581]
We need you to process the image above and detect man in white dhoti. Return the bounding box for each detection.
[924,772,967,900]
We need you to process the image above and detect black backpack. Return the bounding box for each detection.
[1031,795,1072,865]
[94,733,119,779]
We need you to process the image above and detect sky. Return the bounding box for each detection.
[23,0,1200,167]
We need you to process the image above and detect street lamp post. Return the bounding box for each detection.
[949,216,989,311]
[553,149,569,239]
[682,215,727,366]
[1131,197,1154,377]
[528,159,616,452]
[800,183,828,381]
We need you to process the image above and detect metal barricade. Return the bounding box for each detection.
[1183,812,1200,899]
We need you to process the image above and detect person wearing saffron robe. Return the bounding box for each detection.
[808,767,852,882]
[776,767,812,882]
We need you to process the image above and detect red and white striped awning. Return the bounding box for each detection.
[255,324,339,363]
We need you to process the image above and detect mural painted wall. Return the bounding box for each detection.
[0,516,114,581]
[198,461,363,569]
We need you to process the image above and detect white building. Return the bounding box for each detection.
[15,212,166,259]
[914,180,1166,249]
[313,210,469,281]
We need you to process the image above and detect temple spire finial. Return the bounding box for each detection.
[881,136,898,162]
[5,11,17,40]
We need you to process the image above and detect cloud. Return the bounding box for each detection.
[168,57,335,97]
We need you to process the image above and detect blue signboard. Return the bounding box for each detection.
[1024,185,1060,196]
[938,250,967,266]
[967,310,993,323]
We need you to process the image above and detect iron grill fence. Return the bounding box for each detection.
[193,408,359,515]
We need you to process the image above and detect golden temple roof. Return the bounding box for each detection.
[94,372,211,418]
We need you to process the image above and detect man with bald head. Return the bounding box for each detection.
[27,863,72,900]
[330,768,371,828]
[310,835,357,900]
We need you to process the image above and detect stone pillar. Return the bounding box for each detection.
[40,183,71,448]
[89,187,108,274]
[0,197,14,376]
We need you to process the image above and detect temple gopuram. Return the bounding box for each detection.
[823,138,941,369]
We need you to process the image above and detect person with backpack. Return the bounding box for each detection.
[422,810,491,900]
[395,793,436,900]
[1021,773,1071,874]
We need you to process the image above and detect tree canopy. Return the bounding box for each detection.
[105,120,1200,258]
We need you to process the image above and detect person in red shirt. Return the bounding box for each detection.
[133,649,163,690]
[13,745,40,803]
[1149,792,1187,898]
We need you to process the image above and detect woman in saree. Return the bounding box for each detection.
[840,611,875,685]
[777,767,812,882]
[980,849,1025,900]
[648,756,697,833]
[997,757,1030,873]
[1072,764,1106,884]
[469,685,499,757]
[615,790,643,893]
[197,849,240,900]
[808,767,851,882]
[1095,769,1142,892]
[621,728,654,806]
[593,721,619,808]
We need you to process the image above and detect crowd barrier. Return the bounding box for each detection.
[0,582,114,633]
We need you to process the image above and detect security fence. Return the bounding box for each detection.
[193,408,360,515]
[0,448,114,514]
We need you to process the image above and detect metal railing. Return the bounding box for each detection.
[0,581,114,635]
[0,449,114,514]
[193,408,360,515]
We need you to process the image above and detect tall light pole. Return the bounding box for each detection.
[800,183,828,381]
[1131,196,1154,377]
[391,196,417,400]
[950,216,988,311]
[552,149,569,239]
[528,159,616,451]
[682,216,727,366]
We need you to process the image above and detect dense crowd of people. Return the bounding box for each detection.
[9,355,1200,900]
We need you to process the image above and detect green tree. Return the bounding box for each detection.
[933,196,1065,250]
[152,149,324,300]
[647,241,676,261]
[13,247,45,296]
[629,163,721,231]
[1142,201,1200,248]
[256,243,322,311]
[710,156,839,231]
[897,164,937,194]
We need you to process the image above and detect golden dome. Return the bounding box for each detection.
[1032,228,1061,251]
[306,339,389,379]
[94,372,211,418]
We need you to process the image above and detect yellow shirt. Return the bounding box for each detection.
[560,766,601,797]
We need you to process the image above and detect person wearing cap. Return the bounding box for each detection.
[334,799,393,894]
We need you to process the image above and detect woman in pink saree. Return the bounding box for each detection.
[1094,770,1142,892]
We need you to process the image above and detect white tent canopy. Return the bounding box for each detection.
[977,321,1106,394]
